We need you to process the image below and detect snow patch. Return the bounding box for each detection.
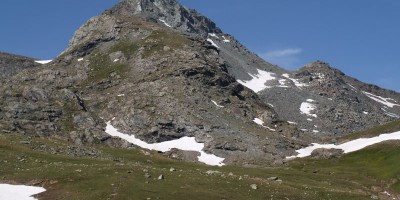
[312,73,327,82]
[282,73,308,87]
[77,58,84,62]
[34,60,52,64]
[207,38,219,48]
[105,122,224,166]
[363,91,399,108]
[268,103,274,108]
[287,121,297,125]
[382,108,400,118]
[117,94,125,97]
[237,69,276,93]
[222,36,230,43]
[278,79,289,88]
[208,33,219,39]
[287,130,400,158]
[363,111,369,115]
[211,100,224,108]
[158,19,172,28]
[0,184,46,200]
[253,118,276,131]
[307,118,313,121]
[300,102,317,118]
[290,78,308,87]
[113,59,119,62]
[253,118,264,126]
[312,130,320,133]
[346,83,358,91]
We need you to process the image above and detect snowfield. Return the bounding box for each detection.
[206,38,219,48]
[105,121,225,166]
[300,102,317,118]
[282,73,308,87]
[0,184,46,200]
[34,60,52,64]
[362,91,400,108]
[287,131,400,158]
[237,69,276,93]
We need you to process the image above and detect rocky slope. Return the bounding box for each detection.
[0,0,399,166]
[257,61,400,137]
[0,52,40,78]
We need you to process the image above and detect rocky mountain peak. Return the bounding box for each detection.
[113,0,221,35]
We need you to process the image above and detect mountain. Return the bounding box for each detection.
[0,0,399,167]
[257,61,400,136]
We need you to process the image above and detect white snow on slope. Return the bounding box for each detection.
[346,83,358,91]
[105,122,225,166]
[300,102,317,118]
[222,36,230,43]
[207,38,219,48]
[278,79,289,88]
[237,69,276,93]
[158,19,172,28]
[282,73,308,87]
[253,118,264,126]
[77,58,84,62]
[363,91,400,108]
[208,33,219,39]
[34,60,52,64]
[211,100,224,108]
[382,108,400,118]
[253,118,276,131]
[287,131,400,158]
[0,184,46,200]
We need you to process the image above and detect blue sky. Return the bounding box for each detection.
[1,0,398,92]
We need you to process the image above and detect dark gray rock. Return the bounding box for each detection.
[0,52,40,78]
[311,148,344,159]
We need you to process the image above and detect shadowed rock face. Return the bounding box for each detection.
[0,52,39,78]
[0,0,399,166]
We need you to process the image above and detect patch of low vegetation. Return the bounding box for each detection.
[84,52,129,85]
[339,120,400,142]
[109,39,140,59]
[141,30,189,58]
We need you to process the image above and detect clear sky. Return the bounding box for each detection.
[1,0,399,92]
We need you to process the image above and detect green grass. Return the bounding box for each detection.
[2,130,400,200]
[140,30,189,58]
[84,52,129,85]
[109,39,140,59]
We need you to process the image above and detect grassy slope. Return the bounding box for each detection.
[1,120,400,199]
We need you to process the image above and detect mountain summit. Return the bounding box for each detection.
[0,0,399,166]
